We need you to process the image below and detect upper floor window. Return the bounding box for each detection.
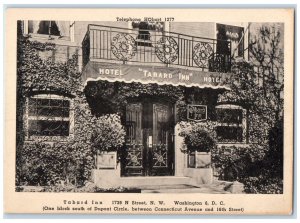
[216,23,244,58]
[132,21,164,47]
[215,104,246,143]
[28,20,70,39]
[26,94,74,140]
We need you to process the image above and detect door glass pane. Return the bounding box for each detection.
[153,104,169,145]
[125,103,142,144]
[124,103,143,175]
[152,104,170,168]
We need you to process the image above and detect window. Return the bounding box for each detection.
[216,126,243,142]
[215,105,246,143]
[216,23,244,58]
[28,20,70,38]
[26,95,74,138]
[132,21,164,47]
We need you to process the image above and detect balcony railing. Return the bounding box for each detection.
[82,24,232,73]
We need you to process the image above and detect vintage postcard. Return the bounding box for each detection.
[4,8,294,215]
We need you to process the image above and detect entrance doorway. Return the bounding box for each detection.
[121,98,175,176]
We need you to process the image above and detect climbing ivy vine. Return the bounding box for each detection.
[16,31,98,186]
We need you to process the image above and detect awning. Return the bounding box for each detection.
[82,61,232,89]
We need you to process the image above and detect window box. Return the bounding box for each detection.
[188,151,211,169]
[95,151,117,169]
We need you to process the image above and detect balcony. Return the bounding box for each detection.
[82,24,232,73]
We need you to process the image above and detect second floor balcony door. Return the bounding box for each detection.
[216,23,244,58]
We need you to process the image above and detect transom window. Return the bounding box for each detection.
[27,95,73,138]
[215,105,245,143]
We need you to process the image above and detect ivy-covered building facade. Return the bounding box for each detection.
[17,20,283,192]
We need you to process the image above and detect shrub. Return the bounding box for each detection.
[211,144,267,181]
[243,175,283,194]
[179,121,216,152]
[18,141,94,186]
[211,144,283,194]
[91,114,126,152]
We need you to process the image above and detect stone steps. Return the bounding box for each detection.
[141,188,230,194]
[119,176,193,187]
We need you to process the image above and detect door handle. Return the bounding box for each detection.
[148,135,153,148]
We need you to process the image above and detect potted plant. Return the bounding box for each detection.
[91,114,126,169]
[179,122,216,168]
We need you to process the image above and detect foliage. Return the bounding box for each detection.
[241,117,283,194]
[17,37,82,96]
[211,143,282,194]
[179,121,216,152]
[16,29,96,186]
[211,143,284,194]
[211,144,267,181]
[249,24,284,113]
[214,24,284,193]
[267,117,283,178]
[85,81,186,116]
[219,59,277,144]
[18,142,89,186]
[91,114,126,152]
[15,186,24,192]
[243,175,283,194]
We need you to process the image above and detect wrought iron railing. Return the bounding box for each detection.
[82,24,232,73]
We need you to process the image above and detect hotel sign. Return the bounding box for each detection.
[187,105,207,121]
[83,61,231,89]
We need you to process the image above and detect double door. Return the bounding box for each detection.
[122,100,174,176]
